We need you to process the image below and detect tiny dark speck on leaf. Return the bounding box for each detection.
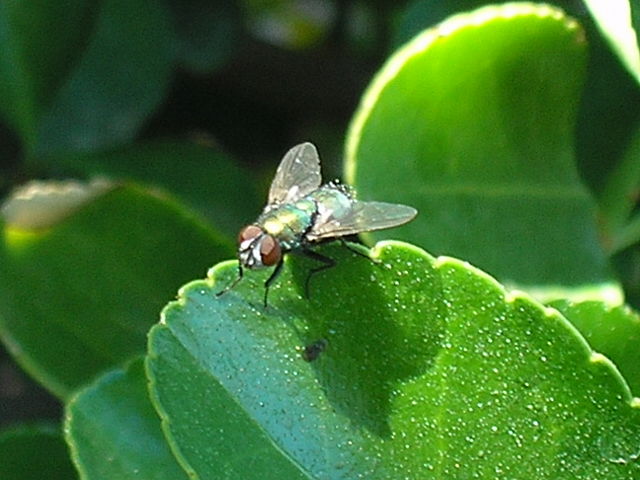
[302,339,328,362]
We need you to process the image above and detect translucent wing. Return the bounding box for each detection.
[307,201,417,241]
[268,142,322,205]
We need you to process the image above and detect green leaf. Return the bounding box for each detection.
[168,0,240,73]
[66,358,187,480]
[584,0,640,84]
[0,423,77,479]
[31,0,174,157]
[0,1,98,144]
[345,3,616,301]
[147,241,640,478]
[45,140,262,237]
[550,299,640,396]
[0,182,233,399]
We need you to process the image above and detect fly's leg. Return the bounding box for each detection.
[216,264,244,297]
[338,238,378,263]
[263,258,284,308]
[300,248,336,299]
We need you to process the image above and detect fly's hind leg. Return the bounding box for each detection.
[338,238,379,264]
[300,248,336,299]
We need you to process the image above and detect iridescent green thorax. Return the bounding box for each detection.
[257,198,315,250]
[256,184,353,251]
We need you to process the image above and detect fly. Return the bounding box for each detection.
[217,142,417,306]
[302,339,328,362]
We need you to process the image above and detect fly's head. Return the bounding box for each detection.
[237,224,282,269]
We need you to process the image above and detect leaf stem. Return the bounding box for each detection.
[610,210,640,254]
[598,126,640,251]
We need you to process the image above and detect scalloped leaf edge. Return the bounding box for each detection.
[159,239,640,405]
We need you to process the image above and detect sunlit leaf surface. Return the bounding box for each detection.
[148,241,640,479]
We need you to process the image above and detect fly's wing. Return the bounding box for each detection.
[268,142,322,205]
[308,201,417,241]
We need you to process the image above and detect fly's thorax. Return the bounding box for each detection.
[257,199,315,250]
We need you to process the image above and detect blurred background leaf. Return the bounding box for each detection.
[169,0,241,74]
[0,1,98,147]
[0,183,232,398]
[346,4,616,302]
[550,299,640,396]
[40,140,261,237]
[583,0,640,84]
[0,423,77,479]
[32,0,175,158]
[66,358,188,480]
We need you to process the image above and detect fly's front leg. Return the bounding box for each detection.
[216,263,244,297]
[300,248,336,299]
[263,258,284,308]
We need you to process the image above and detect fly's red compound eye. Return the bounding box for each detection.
[260,235,282,266]
[238,225,262,244]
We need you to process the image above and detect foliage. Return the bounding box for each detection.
[0,1,639,479]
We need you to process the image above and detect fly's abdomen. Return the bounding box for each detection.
[308,186,353,223]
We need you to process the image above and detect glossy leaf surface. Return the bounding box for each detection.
[148,241,640,479]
